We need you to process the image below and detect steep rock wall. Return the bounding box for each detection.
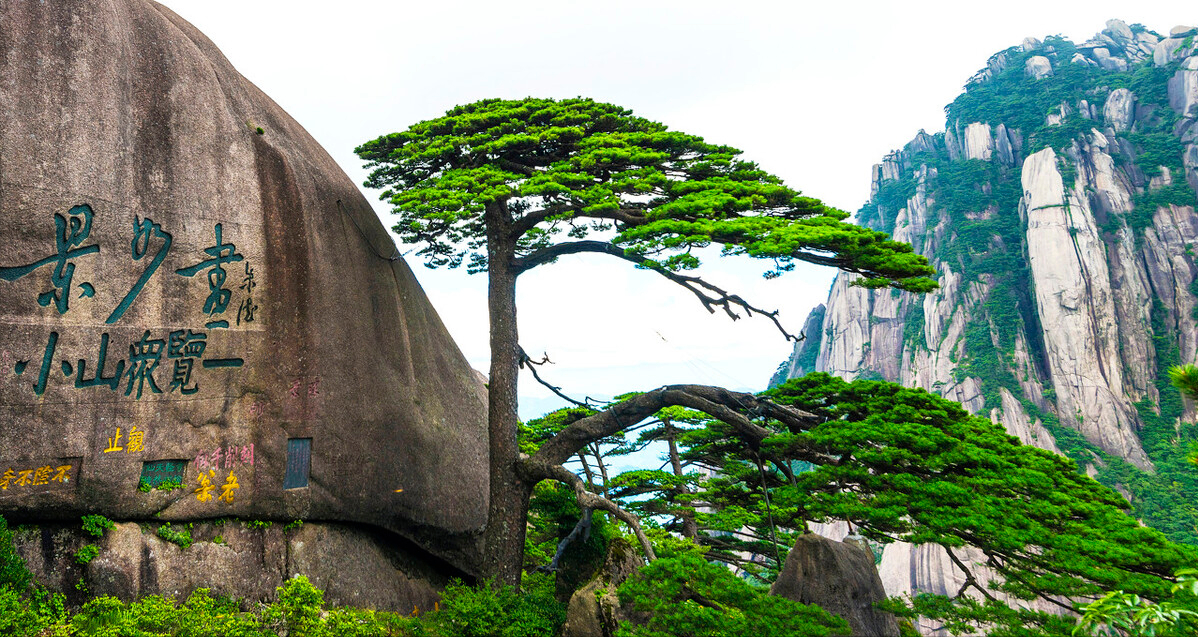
[781,18,1198,632]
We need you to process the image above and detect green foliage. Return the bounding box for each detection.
[1128,132,1187,177]
[794,305,827,374]
[357,96,936,291]
[63,582,421,637]
[882,592,1079,637]
[0,522,64,637]
[1130,183,1198,231]
[868,177,919,235]
[522,480,616,595]
[518,406,599,456]
[138,480,152,493]
[0,515,33,592]
[262,575,326,636]
[1074,568,1198,636]
[81,514,115,538]
[74,545,100,565]
[761,374,1196,634]
[245,519,273,530]
[71,590,269,637]
[1169,364,1198,402]
[615,554,849,637]
[156,524,193,550]
[767,359,790,389]
[284,520,304,532]
[901,298,926,351]
[0,585,69,637]
[155,480,185,492]
[419,573,566,637]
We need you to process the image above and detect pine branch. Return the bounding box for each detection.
[510,241,799,341]
[522,458,657,561]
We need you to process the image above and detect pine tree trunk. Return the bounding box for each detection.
[666,419,698,539]
[482,202,532,586]
[592,442,611,499]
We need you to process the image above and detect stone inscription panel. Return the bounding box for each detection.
[140,459,186,487]
[0,201,261,402]
[283,438,311,489]
[0,457,81,497]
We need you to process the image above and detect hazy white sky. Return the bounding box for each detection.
[158,1,1191,414]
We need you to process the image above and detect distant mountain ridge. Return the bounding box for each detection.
[776,18,1198,625]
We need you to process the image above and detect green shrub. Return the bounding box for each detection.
[156,525,193,550]
[616,555,850,637]
[0,515,32,592]
[0,585,68,637]
[284,519,304,532]
[123,594,182,635]
[0,587,43,636]
[324,607,415,636]
[176,588,268,637]
[264,575,326,636]
[72,596,127,637]
[81,515,115,538]
[420,572,565,637]
[73,545,100,565]
[244,519,272,530]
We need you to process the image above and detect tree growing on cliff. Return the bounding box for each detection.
[356,97,938,584]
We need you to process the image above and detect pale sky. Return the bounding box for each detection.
[159,1,1192,417]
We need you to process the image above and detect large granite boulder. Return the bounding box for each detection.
[0,0,487,584]
[770,534,900,637]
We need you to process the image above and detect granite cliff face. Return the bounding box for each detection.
[780,18,1198,626]
[0,0,488,604]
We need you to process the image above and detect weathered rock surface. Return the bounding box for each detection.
[1104,88,1137,132]
[13,521,447,611]
[561,539,644,637]
[0,0,488,582]
[1170,56,1198,118]
[964,122,993,160]
[769,534,899,637]
[1026,56,1053,79]
[1021,148,1150,468]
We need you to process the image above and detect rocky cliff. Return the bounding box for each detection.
[778,17,1198,620]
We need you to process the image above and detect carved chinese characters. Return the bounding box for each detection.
[0,209,256,399]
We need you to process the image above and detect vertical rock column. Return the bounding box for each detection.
[1021,148,1151,468]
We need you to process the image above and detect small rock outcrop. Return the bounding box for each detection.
[769,534,899,637]
[13,521,447,611]
[1104,88,1137,131]
[1026,56,1054,79]
[561,539,644,637]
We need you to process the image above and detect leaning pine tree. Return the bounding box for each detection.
[356,97,938,584]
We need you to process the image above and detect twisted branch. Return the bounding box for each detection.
[510,241,798,341]
[522,458,656,562]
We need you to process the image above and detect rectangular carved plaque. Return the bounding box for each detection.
[283,438,311,489]
[0,457,81,497]
[140,459,187,487]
